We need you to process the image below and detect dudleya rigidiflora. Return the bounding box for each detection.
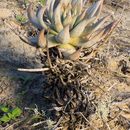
[27,0,119,60]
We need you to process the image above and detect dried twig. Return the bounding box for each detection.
[17,68,49,72]
[54,127,63,130]
[79,112,99,130]
[111,1,126,9]
[64,96,74,112]
[32,121,46,127]
[52,116,64,130]
[59,75,67,86]
[46,30,53,69]
[112,71,130,79]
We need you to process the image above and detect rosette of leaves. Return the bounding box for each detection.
[27,0,119,60]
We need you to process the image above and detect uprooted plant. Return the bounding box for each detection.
[23,0,122,129]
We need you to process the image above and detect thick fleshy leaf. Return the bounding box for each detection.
[61,0,70,6]
[85,15,110,37]
[71,0,78,8]
[68,47,82,60]
[38,30,60,48]
[58,43,76,58]
[83,0,88,5]
[53,3,63,32]
[27,3,41,29]
[46,0,54,10]
[88,29,105,41]
[70,17,96,37]
[55,25,70,44]
[48,0,55,20]
[77,0,83,15]
[38,29,46,48]
[37,6,48,30]
[78,28,105,48]
[89,20,120,42]
[73,9,87,27]
[79,20,120,48]
[94,0,103,21]
[101,20,121,40]
[71,0,83,15]
[87,0,103,18]
[70,14,78,29]
[71,0,78,15]
[63,11,72,26]
[37,7,57,35]
[47,35,61,48]
[64,3,71,13]
[92,15,110,31]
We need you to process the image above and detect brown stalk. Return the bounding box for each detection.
[46,30,53,69]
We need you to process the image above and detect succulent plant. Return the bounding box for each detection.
[27,0,118,60]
